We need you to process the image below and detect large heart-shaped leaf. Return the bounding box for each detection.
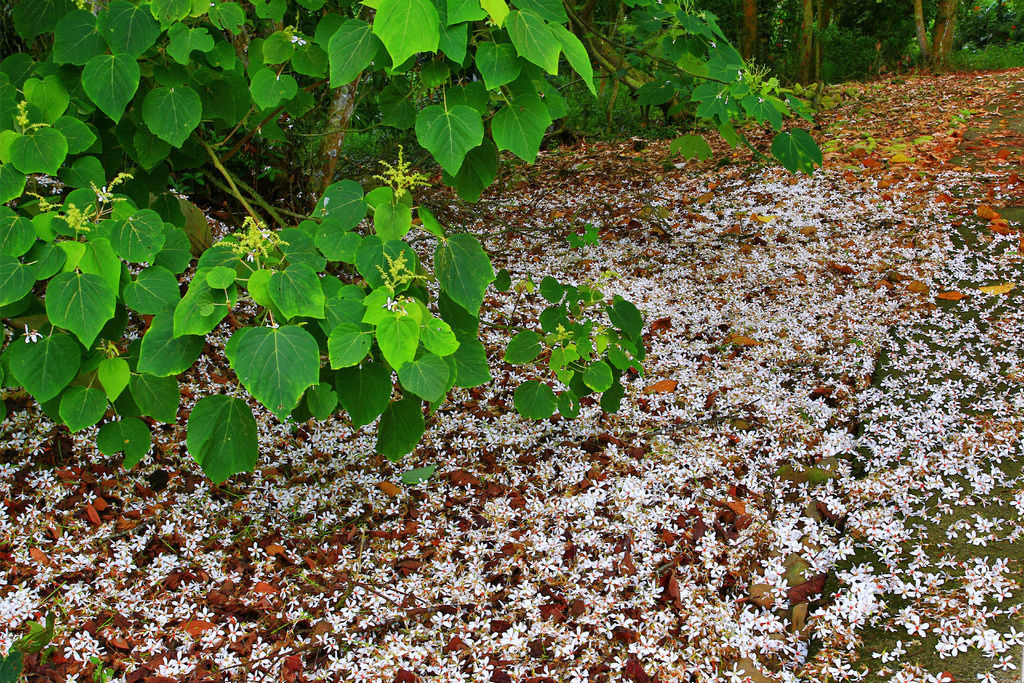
[376,314,419,369]
[376,397,425,460]
[396,352,450,402]
[82,53,140,122]
[97,417,151,468]
[514,379,556,419]
[249,67,298,109]
[372,0,439,67]
[434,233,494,314]
[475,42,521,90]
[9,128,67,176]
[137,311,204,377]
[414,104,483,176]
[335,362,393,427]
[771,129,822,174]
[186,395,258,483]
[8,334,81,403]
[45,271,116,347]
[142,86,202,148]
[229,325,320,418]
[59,386,108,432]
[328,323,372,368]
[52,9,104,65]
[97,0,160,56]
[505,10,560,74]
[129,374,180,422]
[123,265,180,314]
[109,209,166,263]
[268,264,325,319]
[491,94,551,162]
[328,19,379,86]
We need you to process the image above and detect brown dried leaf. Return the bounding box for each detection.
[644,379,677,394]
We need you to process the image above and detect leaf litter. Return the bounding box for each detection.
[2,69,1024,682]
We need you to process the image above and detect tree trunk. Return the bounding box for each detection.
[913,0,930,61]
[931,0,960,65]
[308,79,361,198]
[741,0,758,61]
[797,0,815,84]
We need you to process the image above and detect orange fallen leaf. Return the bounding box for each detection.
[376,481,402,496]
[86,504,101,526]
[29,547,49,565]
[254,581,279,594]
[183,620,217,637]
[908,280,929,293]
[988,220,1011,236]
[977,205,1000,220]
[979,283,1016,295]
[725,500,747,516]
[727,334,762,346]
[265,544,287,556]
[936,291,966,301]
[644,379,678,394]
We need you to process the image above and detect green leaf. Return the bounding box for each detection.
[59,386,107,432]
[109,209,166,263]
[556,390,580,418]
[0,256,34,307]
[396,352,449,402]
[414,104,484,176]
[305,382,337,420]
[137,311,203,376]
[154,227,191,274]
[53,116,96,154]
[742,95,783,131]
[186,395,258,483]
[142,86,202,148]
[480,0,509,26]
[206,265,237,289]
[249,68,298,110]
[0,164,26,204]
[582,359,612,392]
[376,397,424,460]
[123,265,180,314]
[328,19,379,87]
[451,337,490,387]
[129,373,179,422]
[606,296,643,341]
[150,0,192,23]
[514,379,556,419]
[335,361,393,427]
[77,237,121,293]
[548,24,594,95]
[600,379,624,412]
[372,0,440,68]
[9,128,67,176]
[376,314,419,369]
[0,650,24,683]
[505,330,542,364]
[166,24,215,65]
[12,0,75,40]
[313,179,366,225]
[173,276,231,336]
[447,0,486,23]
[97,0,159,56]
[97,357,130,400]
[355,237,417,290]
[0,213,34,257]
[373,201,413,241]
[8,334,80,403]
[45,271,116,347]
[262,30,295,64]
[269,264,325,319]
[435,233,494,314]
[771,129,822,174]
[401,464,436,485]
[24,76,69,123]
[491,94,551,162]
[316,222,361,262]
[505,10,560,74]
[59,155,104,189]
[208,1,245,32]
[669,134,712,161]
[230,325,320,418]
[328,323,372,368]
[82,53,140,122]
[443,140,497,202]
[475,42,521,90]
[421,316,459,356]
[96,417,151,468]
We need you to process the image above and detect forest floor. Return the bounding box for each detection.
[2,69,1024,683]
